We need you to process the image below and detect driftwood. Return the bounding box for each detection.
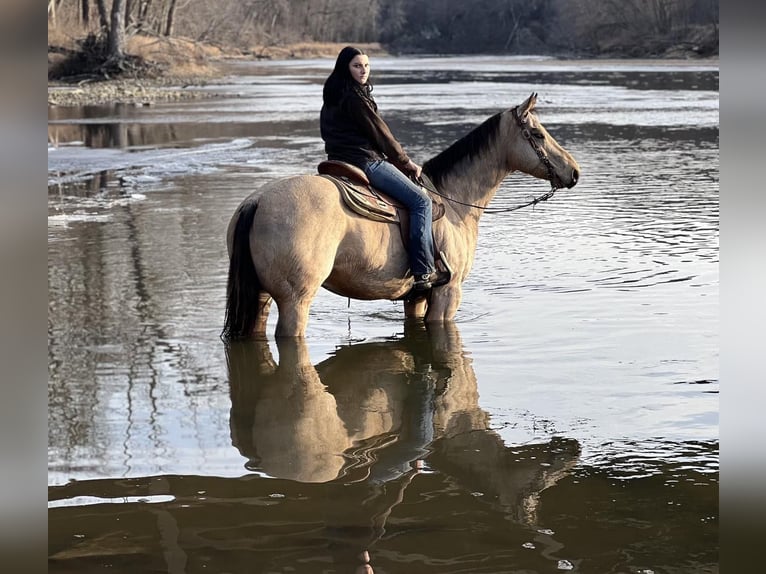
[49,32,165,82]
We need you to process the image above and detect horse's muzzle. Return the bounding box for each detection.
[566,168,579,188]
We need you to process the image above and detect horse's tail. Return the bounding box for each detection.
[221,198,262,341]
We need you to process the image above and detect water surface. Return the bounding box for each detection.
[48,56,718,573]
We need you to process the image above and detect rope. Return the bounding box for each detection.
[416,174,557,214]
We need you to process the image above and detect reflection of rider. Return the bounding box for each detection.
[320,45,449,293]
[326,338,438,485]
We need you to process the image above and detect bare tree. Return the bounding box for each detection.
[109,0,126,59]
[139,0,153,24]
[96,0,109,30]
[47,0,68,26]
[164,0,178,36]
[48,0,57,26]
[125,0,135,29]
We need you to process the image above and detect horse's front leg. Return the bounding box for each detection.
[424,283,463,322]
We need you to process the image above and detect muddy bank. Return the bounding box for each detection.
[47,76,225,107]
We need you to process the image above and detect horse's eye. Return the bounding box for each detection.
[531,129,545,139]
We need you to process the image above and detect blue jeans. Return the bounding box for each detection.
[363,160,435,277]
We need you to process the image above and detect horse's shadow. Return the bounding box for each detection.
[225,322,580,570]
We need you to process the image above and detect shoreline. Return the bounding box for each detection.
[48,51,718,109]
[47,76,226,107]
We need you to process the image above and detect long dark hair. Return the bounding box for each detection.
[322,45,373,106]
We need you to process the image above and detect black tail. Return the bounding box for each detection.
[221,199,262,341]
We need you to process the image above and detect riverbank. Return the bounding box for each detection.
[47,38,386,107]
[47,76,223,107]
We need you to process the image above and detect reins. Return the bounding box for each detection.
[417,105,560,214]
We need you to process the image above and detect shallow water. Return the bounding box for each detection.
[48,56,718,573]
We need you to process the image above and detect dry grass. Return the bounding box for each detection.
[48,27,79,51]
[125,35,223,78]
[246,42,388,60]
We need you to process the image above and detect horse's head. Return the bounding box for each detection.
[508,93,580,189]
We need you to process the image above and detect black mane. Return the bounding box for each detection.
[423,111,503,190]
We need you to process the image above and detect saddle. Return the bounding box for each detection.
[317,160,452,299]
[316,160,445,224]
[316,161,452,299]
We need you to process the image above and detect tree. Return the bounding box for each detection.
[108,0,126,59]
[96,0,109,30]
[164,0,179,36]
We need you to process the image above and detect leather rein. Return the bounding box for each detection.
[418,105,560,214]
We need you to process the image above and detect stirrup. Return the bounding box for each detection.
[404,252,453,300]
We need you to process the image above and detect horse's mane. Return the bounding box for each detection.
[423,111,504,190]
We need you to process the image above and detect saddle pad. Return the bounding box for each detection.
[319,174,399,223]
[317,161,445,223]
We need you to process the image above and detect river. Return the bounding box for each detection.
[48,55,719,573]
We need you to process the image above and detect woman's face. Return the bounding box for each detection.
[348,54,370,85]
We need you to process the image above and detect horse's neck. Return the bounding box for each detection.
[441,147,509,222]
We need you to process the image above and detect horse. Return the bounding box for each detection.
[222,93,580,339]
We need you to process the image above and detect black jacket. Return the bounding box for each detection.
[320,86,411,172]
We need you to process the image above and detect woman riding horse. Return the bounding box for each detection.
[321,46,449,294]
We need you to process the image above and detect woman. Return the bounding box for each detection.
[320,45,449,294]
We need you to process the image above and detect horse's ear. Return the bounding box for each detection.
[518,92,538,116]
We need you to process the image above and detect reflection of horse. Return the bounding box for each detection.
[227,321,488,484]
[222,93,580,338]
[226,322,580,571]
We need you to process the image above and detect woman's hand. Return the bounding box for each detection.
[406,160,422,179]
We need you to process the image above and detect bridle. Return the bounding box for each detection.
[511,105,561,193]
[418,105,560,214]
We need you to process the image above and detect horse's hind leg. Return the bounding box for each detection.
[273,295,316,338]
[253,293,273,338]
[269,273,328,338]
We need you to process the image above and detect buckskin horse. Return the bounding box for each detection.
[222,93,580,339]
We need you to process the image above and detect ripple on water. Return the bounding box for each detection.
[582,438,719,479]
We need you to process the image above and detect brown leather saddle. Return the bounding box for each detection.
[316,160,445,224]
